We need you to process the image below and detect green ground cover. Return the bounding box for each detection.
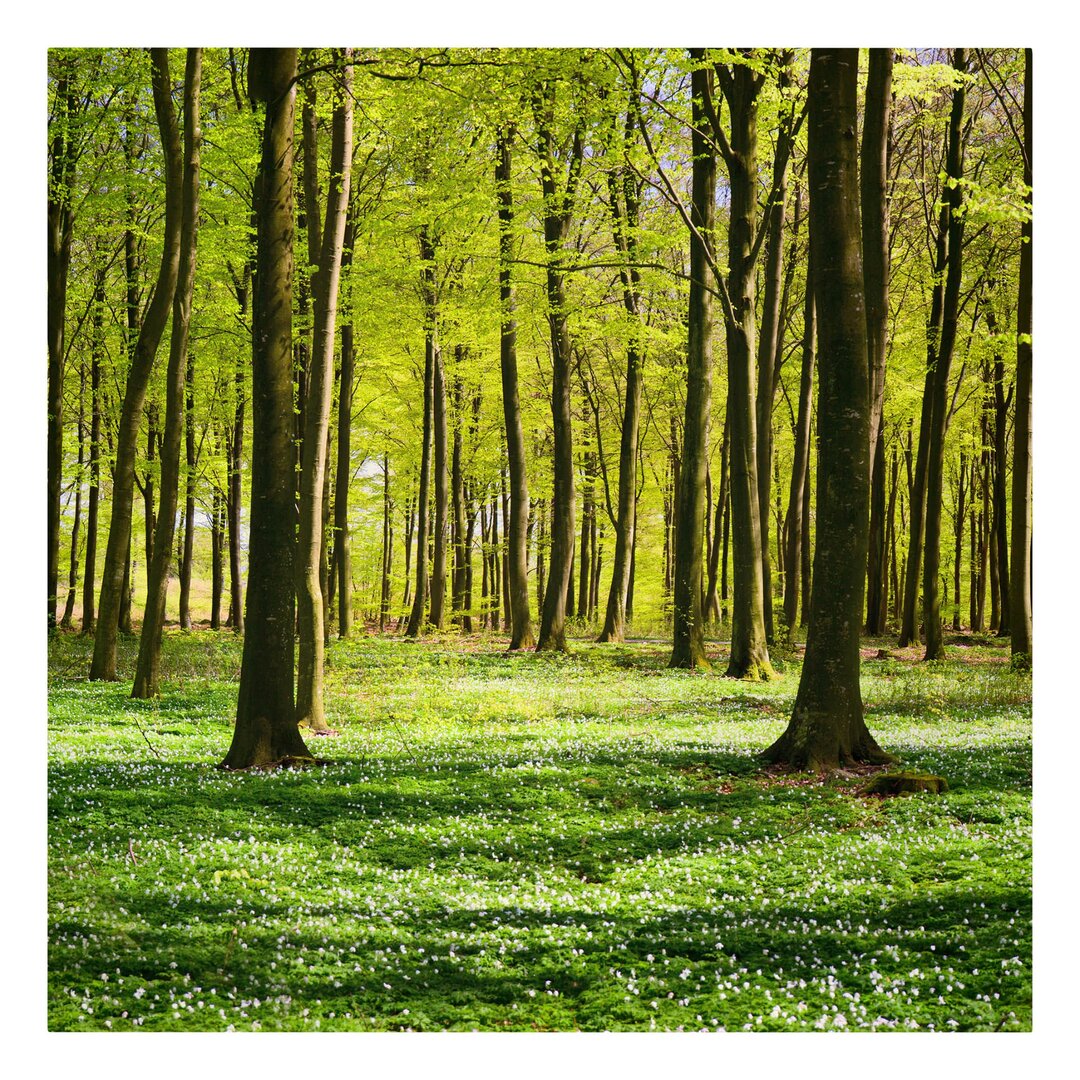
[47,630,1031,1032]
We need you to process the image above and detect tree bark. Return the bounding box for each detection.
[133,48,202,699]
[91,49,183,681]
[1010,48,1033,662]
[178,347,197,630]
[335,206,357,638]
[296,53,353,732]
[82,269,105,634]
[764,49,892,770]
[222,48,313,769]
[429,343,449,629]
[669,57,715,671]
[923,48,968,662]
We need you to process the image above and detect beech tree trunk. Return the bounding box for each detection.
[764,49,892,770]
[923,48,968,662]
[91,49,183,681]
[178,347,196,631]
[669,57,715,671]
[296,53,353,733]
[429,345,449,630]
[82,269,105,634]
[221,48,313,769]
[1010,48,1033,662]
[335,206,357,638]
[133,48,202,700]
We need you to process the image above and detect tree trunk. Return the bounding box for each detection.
[82,269,105,634]
[1010,47,1033,662]
[91,49,183,681]
[296,53,353,732]
[669,58,715,670]
[429,343,449,629]
[534,86,582,653]
[61,362,86,629]
[335,206,357,639]
[783,249,816,638]
[178,347,196,630]
[764,48,892,770]
[133,49,202,699]
[923,48,968,662]
[222,48,312,769]
[211,486,224,629]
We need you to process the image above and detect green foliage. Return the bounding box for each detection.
[49,631,1031,1032]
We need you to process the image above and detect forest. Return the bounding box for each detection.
[46,46,1034,1039]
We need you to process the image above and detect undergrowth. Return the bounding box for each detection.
[47,629,1031,1032]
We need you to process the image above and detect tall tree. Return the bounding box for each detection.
[334,204,357,638]
[132,48,203,699]
[295,52,353,733]
[1010,48,1032,662]
[922,48,968,661]
[222,47,313,769]
[91,49,183,681]
[764,48,892,769]
[668,54,715,670]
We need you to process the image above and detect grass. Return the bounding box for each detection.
[47,628,1031,1032]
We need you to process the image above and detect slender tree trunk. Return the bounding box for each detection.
[783,252,816,638]
[669,59,715,670]
[495,130,535,650]
[380,454,393,632]
[704,417,729,626]
[534,86,582,653]
[989,316,1011,634]
[335,207,357,638]
[923,48,968,662]
[211,486,224,629]
[82,270,105,634]
[133,49,202,699]
[764,49,891,769]
[1010,48,1033,662]
[955,451,967,630]
[429,344,449,629]
[91,49,183,681]
[222,48,312,769]
[48,60,78,632]
[296,53,353,732]
[61,363,86,629]
[178,347,197,630]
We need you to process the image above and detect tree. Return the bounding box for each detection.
[764,49,892,770]
[1010,48,1032,662]
[295,52,353,733]
[132,48,203,699]
[221,48,313,769]
[91,49,183,681]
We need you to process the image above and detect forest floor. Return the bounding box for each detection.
[46,628,1031,1032]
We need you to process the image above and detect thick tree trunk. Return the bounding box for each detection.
[923,48,968,662]
[222,48,312,769]
[296,54,353,732]
[717,59,772,679]
[1010,48,1033,663]
[91,49,183,681]
[669,59,716,670]
[764,49,892,770]
[133,49,202,699]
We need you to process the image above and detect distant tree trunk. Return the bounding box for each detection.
[227,333,246,634]
[862,48,893,635]
[82,269,105,634]
[335,206,357,639]
[450,373,467,627]
[669,58,715,670]
[764,48,892,770]
[704,416,729,625]
[495,130,535,650]
[500,465,511,631]
[923,48,968,662]
[1010,48,1033,663]
[535,497,547,610]
[210,486,224,629]
[954,450,967,630]
[405,246,437,637]
[221,47,312,769]
[178,347,197,631]
[988,309,1011,635]
[296,53,353,732]
[48,58,78,633]
[61,362,86,629]
[91,49,183,681]
[598,99,645,644]
[380,454,393,632]
[783,249,816,638]
[399,487,414,621]
[133,48,202,700]
[578,450,594,621]
[534,85,582,653]
[429,345,449,630]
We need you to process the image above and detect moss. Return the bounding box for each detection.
[860,770,949,797]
